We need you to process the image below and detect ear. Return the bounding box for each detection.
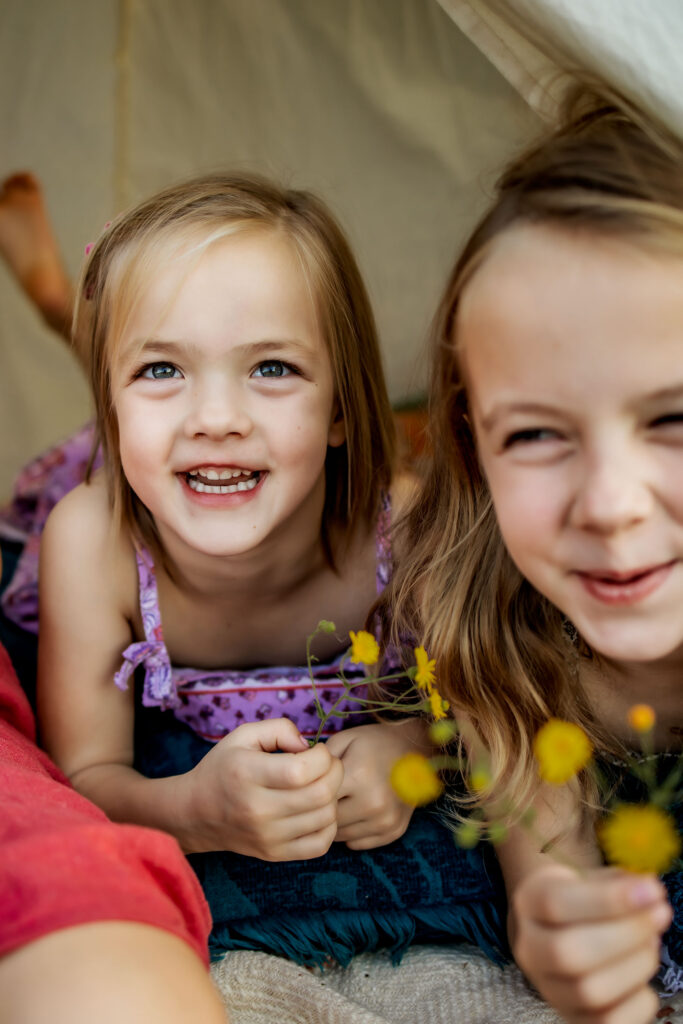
[327,401,346,448]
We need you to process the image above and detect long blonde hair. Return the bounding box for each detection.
[75,173,395,567]
[384,84,683,816]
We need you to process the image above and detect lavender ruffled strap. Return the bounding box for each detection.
[113,546,179,709]
[114,639,179,709]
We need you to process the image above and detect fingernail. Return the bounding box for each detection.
[628,879,661,907]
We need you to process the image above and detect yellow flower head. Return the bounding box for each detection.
[487,822,508,845]
[627,704,656,734]
[454,820,481,849]
[469,767,491,794]
[348,630,380,667]
[429,719,457,746]
[414,646,436,693]
[390,753,444,806]
[533,718,592,785]
[428,689,450,721]
[599,804,681,875]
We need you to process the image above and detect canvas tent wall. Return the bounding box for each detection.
[1,0,680,498]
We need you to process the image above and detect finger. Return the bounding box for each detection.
[344,833,401,851]
[272,820,339,862]
[254,753,344,808]
[546,941,660,1015]
[229,718,309,755]
[335,797,400,832]
[568,982,660,1024]
[237,741,341,792]
[521,904,671,979]
[335,802,411,843]
[324,730,354,759]
[518,866,667,926]
[264,801,339,847]
[335,793,362,828]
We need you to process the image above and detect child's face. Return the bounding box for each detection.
[459,223,683,666]
[111,229,345,562]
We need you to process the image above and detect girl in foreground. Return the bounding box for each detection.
[37,173,428,863]
[387,86,682,1023]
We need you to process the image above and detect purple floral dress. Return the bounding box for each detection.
[113,495,393,741]
[0,423,100,632]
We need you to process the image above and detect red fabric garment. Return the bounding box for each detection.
[0,642,211,963]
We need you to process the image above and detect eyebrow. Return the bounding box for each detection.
[479,401,562,433]
[480,385,683,432]
[133,337,312,358]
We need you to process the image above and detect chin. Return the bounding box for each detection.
[577,620,683,664]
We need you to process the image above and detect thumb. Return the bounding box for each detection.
[232,718,310,754]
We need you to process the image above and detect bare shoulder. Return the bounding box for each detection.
[389,469,420,522]
[41,473,137,611]
[43,472,112,544]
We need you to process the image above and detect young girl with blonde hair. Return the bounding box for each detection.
[36,172,431,864]
[386,86,682,1023]
[2,170,507,969]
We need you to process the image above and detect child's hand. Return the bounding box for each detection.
[181,718,343,861]
[326,720,429,850]
[512,863,671,1024]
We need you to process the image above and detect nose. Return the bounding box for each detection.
[184,376,253,441]
[569,443,653,535]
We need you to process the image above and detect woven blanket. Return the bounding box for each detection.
[210,944,683,1024]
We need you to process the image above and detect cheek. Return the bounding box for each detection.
[485,466,561,568]
[272,397,333,460]
[115,398,168,477]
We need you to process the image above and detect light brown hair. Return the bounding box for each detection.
[75,172,395,566]
[382,82,683,819]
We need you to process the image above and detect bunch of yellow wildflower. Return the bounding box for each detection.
[531,705,681,876]
[307,623,453,806]
[308,623,683,874]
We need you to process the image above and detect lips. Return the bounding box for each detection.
[575,561,676,606]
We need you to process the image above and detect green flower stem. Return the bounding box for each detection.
[305,628,325,723]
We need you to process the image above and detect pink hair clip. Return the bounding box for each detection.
[84,221,113,257]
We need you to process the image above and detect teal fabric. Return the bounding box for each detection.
[134,698,509,967]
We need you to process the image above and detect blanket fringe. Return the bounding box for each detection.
[209,900,507,969]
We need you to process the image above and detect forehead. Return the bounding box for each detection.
[459,223,683,401]
[113,227,324,362]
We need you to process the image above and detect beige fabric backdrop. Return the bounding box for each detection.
[0,0,539,498]
[438,0,683,131]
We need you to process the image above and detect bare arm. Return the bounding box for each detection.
[37,482,342,860]
[0,923,226,1024]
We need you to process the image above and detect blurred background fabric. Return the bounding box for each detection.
[1,0,681,498]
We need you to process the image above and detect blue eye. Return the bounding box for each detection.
[503,428,559,448]
[252,360,293,379]
[140,362,181,380]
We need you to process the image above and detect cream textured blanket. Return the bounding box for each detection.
[211,945,559,1023]
[211,944,683,1023]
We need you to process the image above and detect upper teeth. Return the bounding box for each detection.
[188,468,250,480]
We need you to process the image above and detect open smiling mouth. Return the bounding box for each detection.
[184,468,261,494]
[576,561,675,604]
